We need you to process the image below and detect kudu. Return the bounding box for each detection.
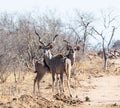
[33,60,49,94]
[63,40,80,66]
[35,31,72,97]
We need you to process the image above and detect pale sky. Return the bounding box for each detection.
[0,0,120,46]
[0,0,120,14]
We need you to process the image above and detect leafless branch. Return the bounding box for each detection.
[107,26,116,49]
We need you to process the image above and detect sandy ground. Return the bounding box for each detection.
[0,73,120,108]
[76,75,120,107]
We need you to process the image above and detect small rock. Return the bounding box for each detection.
[113,103,117,106]
[85,96,90,102]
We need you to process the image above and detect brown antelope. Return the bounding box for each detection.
[63,40,80,66]
[33,60,49,94]
[35,30,72,97]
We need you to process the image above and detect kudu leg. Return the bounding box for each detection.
[66,76,72,97]
[37,80,40,94]
[52,73,55,96]
[60,73,64,94]
[33,76,41,95]
[33,78,36,94]
[56,74,60,95]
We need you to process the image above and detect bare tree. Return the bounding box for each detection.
[67,11,94,55]
[92,10,118,71]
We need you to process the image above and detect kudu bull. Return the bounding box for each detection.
[35,31,72,97]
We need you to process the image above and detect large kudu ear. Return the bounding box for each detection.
[75,45,80,51]
[74,38,81,51]
[49,44,53,49]
[39,45,43,49]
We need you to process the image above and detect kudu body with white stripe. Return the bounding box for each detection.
[35,31,72,97]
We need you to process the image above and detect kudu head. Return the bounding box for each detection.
[63,39,80,54]
[63,39,80,65]
[34,28,58,59]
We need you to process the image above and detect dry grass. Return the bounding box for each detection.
[73,56,120,78]
[0,56,120,108]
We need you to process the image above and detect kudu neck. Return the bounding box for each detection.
[44,50,53,68]
[66,51,75,66]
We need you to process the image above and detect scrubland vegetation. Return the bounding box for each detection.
[0,10,120,108]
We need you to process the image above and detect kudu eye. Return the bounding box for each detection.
[49,44,53,49]
[39,45,42,49]
[76,46,80,50]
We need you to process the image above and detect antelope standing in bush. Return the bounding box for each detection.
[63,40,80,66]
[35,31,72,97]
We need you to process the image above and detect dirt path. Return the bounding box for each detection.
[1,74,120,108]
[76,75,120,105]
[89,76,120,103]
